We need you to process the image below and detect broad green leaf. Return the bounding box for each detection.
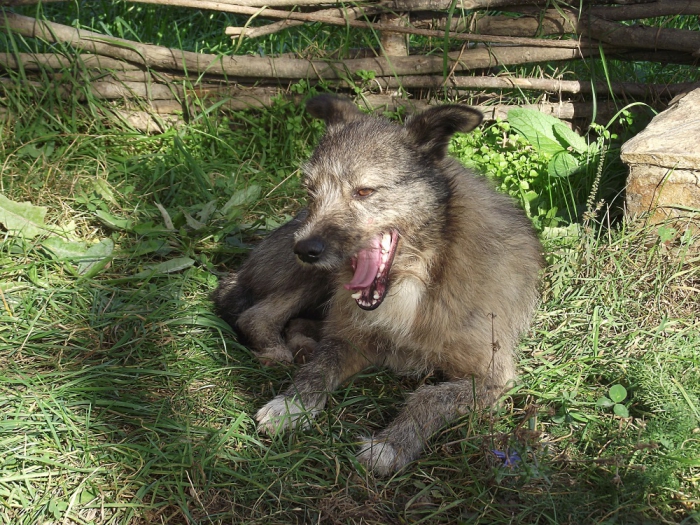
[0,194,50,238]
[93,179,117,204]
[78,239,114,278]
[596,396,615,408]
[221,185,261,215]
[613,404,629,418]
[507,109,565,156]
[569,411,589,423]
[78,490,96,504]
[542,223,580,240]
[42,237,88,259]
[95,210,135,231]
[548,152,580,179]
[130,238,171,257]
[184,212,206,230]
[198,200,218,223]
[553,123,588,154]
[132,222,171,235]
[609,384,628,403]
[132,257,195,279]
[17,143,44,159]
[657,226,677,243]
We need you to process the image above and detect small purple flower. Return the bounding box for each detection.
[492,449,521,468]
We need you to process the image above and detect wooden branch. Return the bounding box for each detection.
[580,15,700,55]
[502,0,700,19]
[226,20,303,39]
[383,0,540,11]
[6,52,693,99]
[225,5,381,39]
[2,0,348,7]
[424,8,700,55]
[412,10,575,37]
[607,48,698,64]
[8,0,698,14]
[1,14,597,79]
[360,94,620,122]
[372,75,699,97]
[0,52,142,70]
[110,0,700,57]
[586,0,700,19]
[112,0,587,48]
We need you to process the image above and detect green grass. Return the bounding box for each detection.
[2,91,699,525]
[1,4,700,524]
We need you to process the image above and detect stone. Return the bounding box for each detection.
[621,88,700,225]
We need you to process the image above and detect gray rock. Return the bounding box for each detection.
[621,88,700,225]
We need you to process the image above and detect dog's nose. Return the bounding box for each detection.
[294,237,326,263]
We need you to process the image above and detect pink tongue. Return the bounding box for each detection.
[344,236,382,290]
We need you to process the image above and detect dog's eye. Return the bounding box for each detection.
[354,188,375,198]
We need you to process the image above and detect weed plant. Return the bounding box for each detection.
[1,4,699,525]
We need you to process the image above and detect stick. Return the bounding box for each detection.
[225,5,381,39]
[360,94,621,122]
[372,75,700,97]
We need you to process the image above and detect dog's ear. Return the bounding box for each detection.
[405,105,483,160]
[306,95,364,127]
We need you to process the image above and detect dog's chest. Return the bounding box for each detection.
[349,276,424,347]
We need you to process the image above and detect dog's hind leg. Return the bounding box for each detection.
[236,293,305,365]
[284,318,322,364]
[356,378,505,476]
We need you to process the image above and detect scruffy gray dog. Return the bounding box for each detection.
[213,95,541,475]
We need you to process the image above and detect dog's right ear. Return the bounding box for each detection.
[306,95,364,127]
[405,105,483,161]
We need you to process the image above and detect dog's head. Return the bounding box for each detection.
[295,95,482,310]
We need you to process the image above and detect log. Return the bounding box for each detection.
[587,0,700,19]
[97,0,588,49]
[0,13,596,79]
[581,15,700,55]
[412,10,576,37]
[4,54,693,99]
[0,52,142,70]
[505,1,700,20]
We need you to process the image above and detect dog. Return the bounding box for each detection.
[214,95,542,475]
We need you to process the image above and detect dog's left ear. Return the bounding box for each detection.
[405,105,483,160]
[306,95,364,127]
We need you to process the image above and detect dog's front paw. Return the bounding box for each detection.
[255,395,319,434]
[356,436,408,476]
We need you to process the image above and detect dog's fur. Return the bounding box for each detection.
[213,95,542,475]
[212,209,332,364]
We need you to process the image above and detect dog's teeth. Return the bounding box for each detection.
[381,233,391,253]
[373,291,380,300]
[379,262,385,273]
[351,292,362,299]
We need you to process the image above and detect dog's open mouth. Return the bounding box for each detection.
[343,230,399,310]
